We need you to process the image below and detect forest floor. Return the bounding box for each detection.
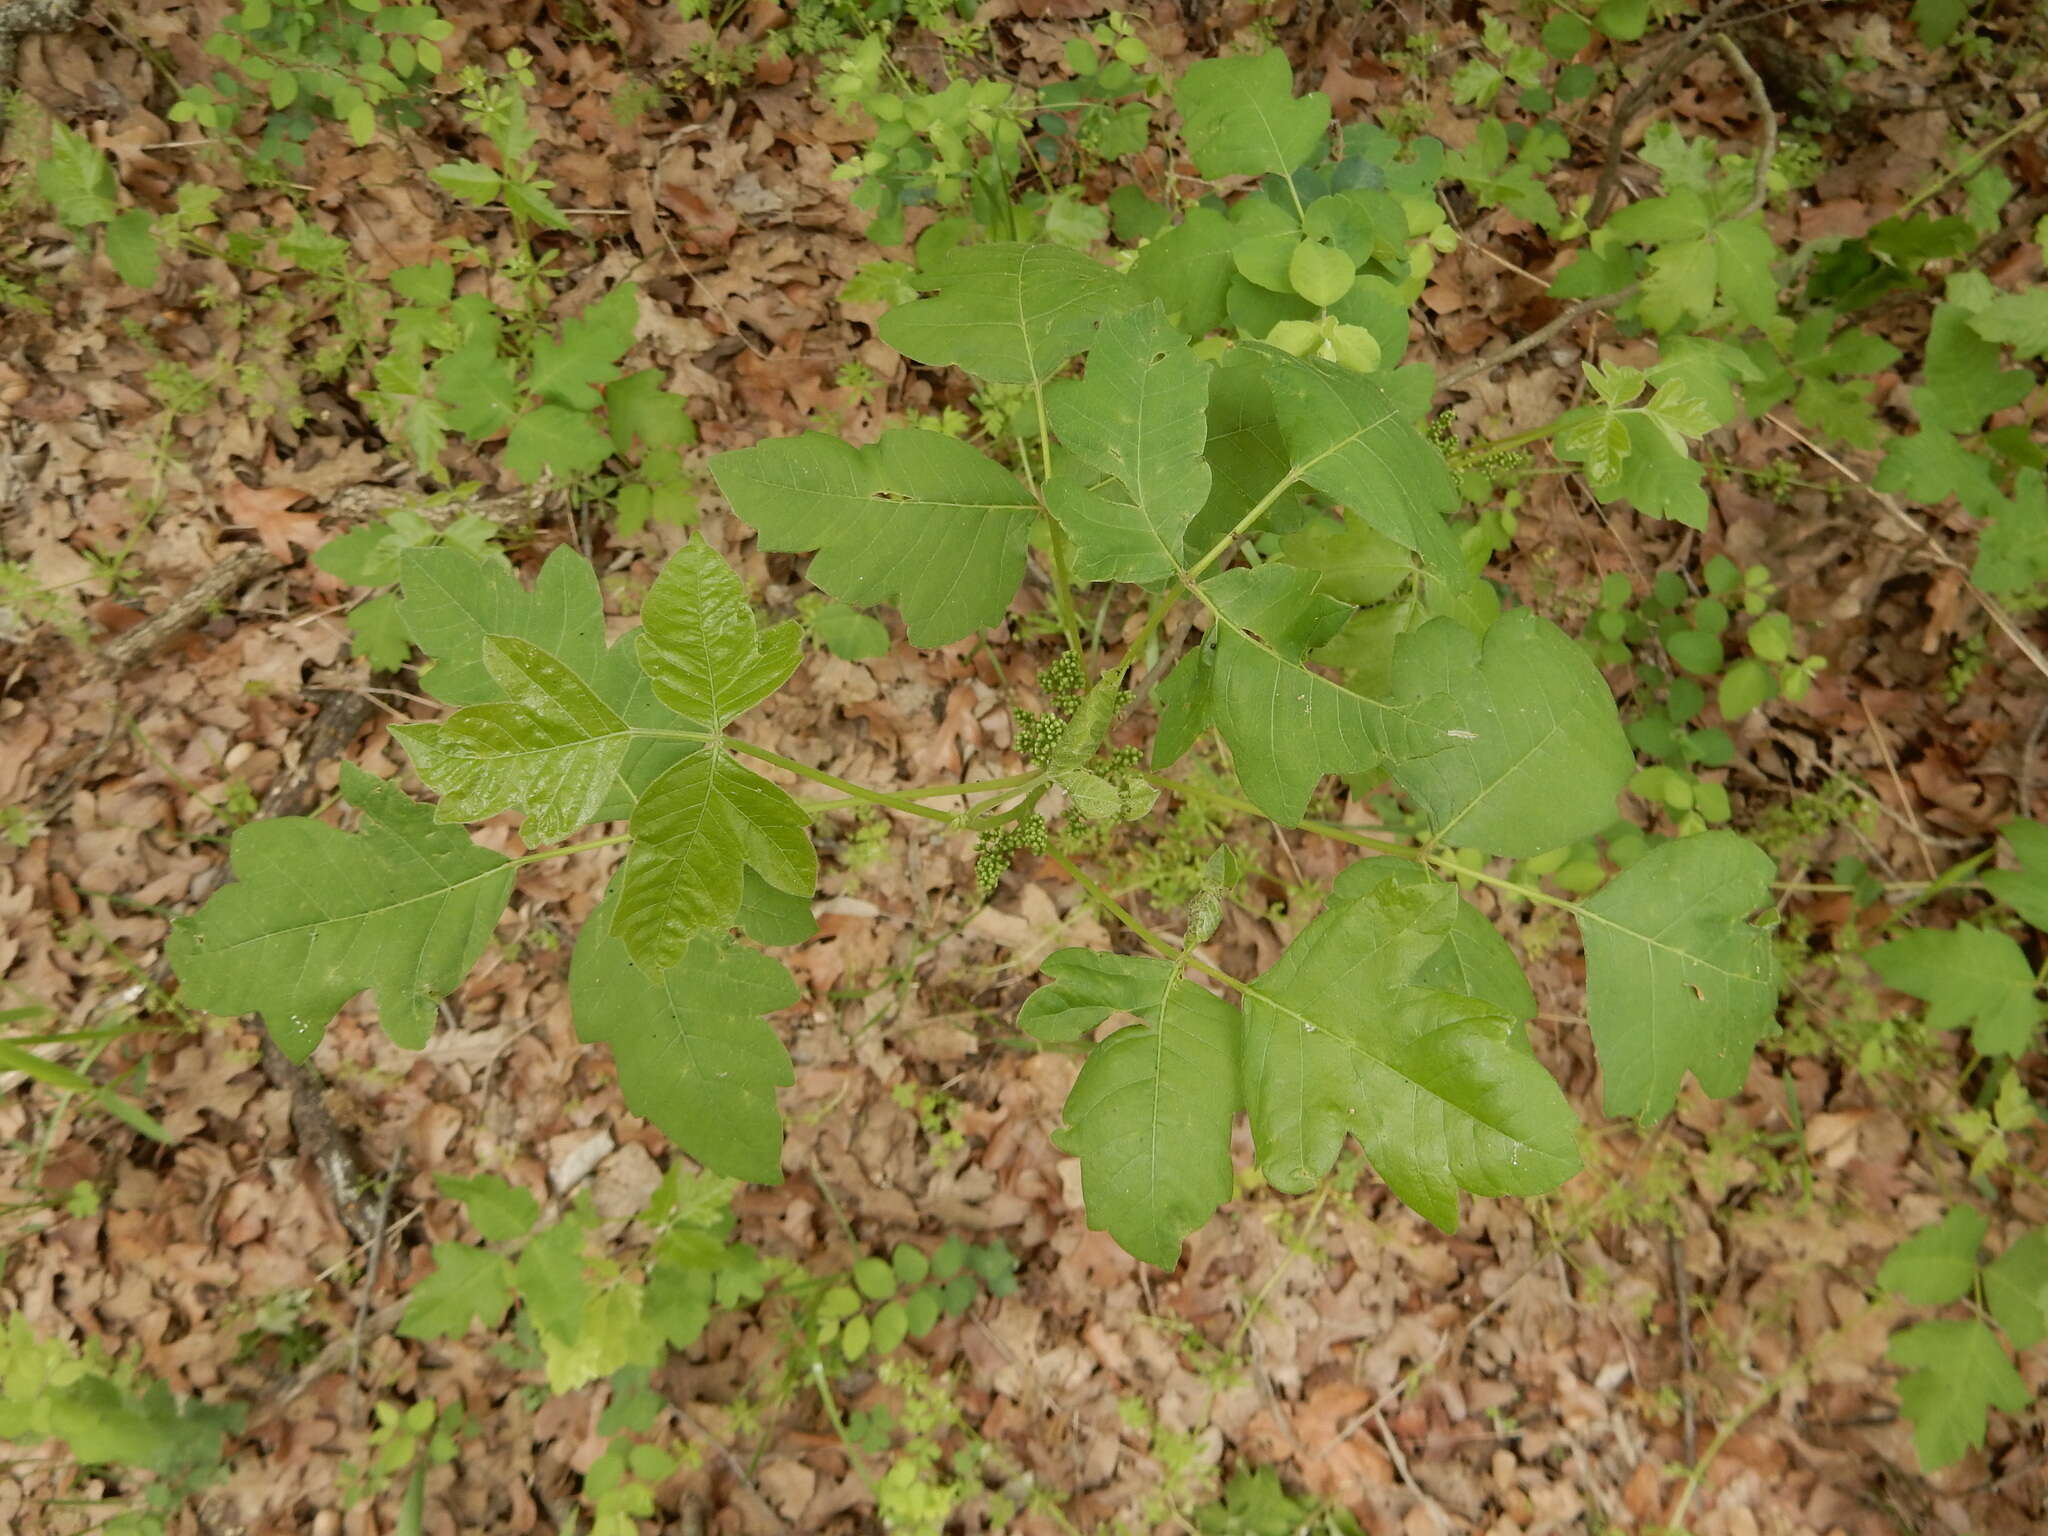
[2,2,2046,1534]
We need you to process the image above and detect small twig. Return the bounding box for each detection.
[1762,412,2048,688]
[350,1151,407,1383]
[2019,700,2048,822]
[1668,1230,1698,1463]
[1372,1407,1451,1533]
[673,1404,796,1534]
[1444,25,1775,393]
[1858,694,1940,881]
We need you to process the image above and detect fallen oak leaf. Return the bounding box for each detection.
[221,480,321,563]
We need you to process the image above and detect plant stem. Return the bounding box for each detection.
[1044,516,1088,661]
[1051,853,1248,1000]
[800,771,1044,817]
[509,833,631,867]
[1184,469,1302,585]
[1146,774,1424,860]
[721,740,971,825]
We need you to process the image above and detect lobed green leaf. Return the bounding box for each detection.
[1579,831,1778,1122]
[168,765,515,1061]
[714,429,1037,647]
[572,885,798,1184]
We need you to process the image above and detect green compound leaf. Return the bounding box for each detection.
[1174,50,1331,180]
[1878,1207,1987,1305]
[1044,303,1212,585]
[1046,958,1241,1271]
[1241,871,1579,1227]
[1868,924,2044,1058]
[397,546,614,707]
[435,1172,541,1243]
[1252,348,1464,583]
[875,243,1136,386]
[571,885,798,1184]
[713,429,1037,647]
[1579,831,1779,1123]
[1389,609,1634,858]
[394,545,693,817]
[614,752,816,972]
[637,541,801,728]
[167,765,515,1062]
[1889,1319,2028,1471]
[36,121,118,229]
[1984,1229,2048,1349]
[526,282,639,411]
[397,1243,514,1339]
[1983,818,2048,931]
[393,635,633,846]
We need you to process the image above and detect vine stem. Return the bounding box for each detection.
[1044,516,1088,661]
[510,833,629,867]
[1050,852,1245,999]
[638,730,981,824]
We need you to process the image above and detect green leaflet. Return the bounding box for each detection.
[397,545,615,707]
[1878,1207,1986,1306]
[1335,860,1536,1025]
[394,545,692,817]
[1579,831,1778,1123]
[876,243,1136,386]
[1045,303,1212,585]
[167,765,515,1061]
[1173,50,1330,180]
[1251,347,1464,584]
[1389,609,1634,858]
[526,281,639,411]
[1240,874,1579,1227]
[1889,1319,2028,1470]
[1984,1230,2048,1349]
[1868,924,2043,1058]
[1029,952,1240,1269]
[1129,205,1236,337]
[1985,819,2048,930]
[398,1243,515,1339]
[393,635,634,846]
[637,541,801,728]
[1162,565,1395,825]
[1183,358,1307,557]
[713,429,1037,647]
[614,752,816,972]
[571,884,798,1184]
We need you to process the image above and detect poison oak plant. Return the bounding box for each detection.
[164,46,1794,1274]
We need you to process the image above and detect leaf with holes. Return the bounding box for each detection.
[1579,832,1779,1123]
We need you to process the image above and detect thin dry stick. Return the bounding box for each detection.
[1372,1408,1452,1534]
[1586,0,1746,226]
[1762,411,2048,688]
[349,1152,407,1384]
[1668,1230,1698,1463]
[1858,695,1940,881]
[1444,29,1774,390]
[673,1405,796,1536]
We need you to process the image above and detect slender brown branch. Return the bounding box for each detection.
[1443,26,1775,393]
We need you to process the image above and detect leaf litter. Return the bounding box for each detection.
[0,3,2045,1534]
